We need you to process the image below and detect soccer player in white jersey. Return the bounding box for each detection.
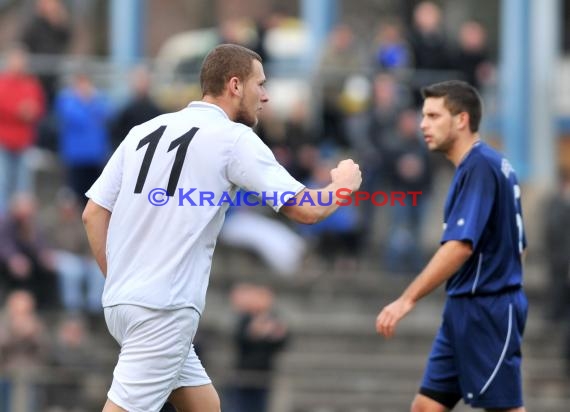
[83,44,362,412]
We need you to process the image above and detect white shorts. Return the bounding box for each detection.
[104,304,211,412]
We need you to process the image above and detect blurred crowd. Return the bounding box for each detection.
[0,0,568,410]
[0,0,497,282]
[0,289,108,412]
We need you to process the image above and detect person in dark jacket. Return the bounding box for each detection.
[543,169,570,321]
[383,109,433,273]
[0,194,59,309]
[21,0,72,106]
[227,284,289,412]
[110,65,163,150]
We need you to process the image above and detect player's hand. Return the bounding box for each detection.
[375,296,415,338]
[331,159,362,192]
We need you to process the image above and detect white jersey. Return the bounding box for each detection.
[86,102,304,313]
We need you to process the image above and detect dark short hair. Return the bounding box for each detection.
[199,44,262,97]
[421,80,482,132]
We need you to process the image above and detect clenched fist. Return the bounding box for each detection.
[331,159,362,192]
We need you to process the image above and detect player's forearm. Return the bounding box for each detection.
[280,184,347,224]
[82,200,111,277]
[305,183,348,222]
[401,240,472,303]
[281,184,340,225]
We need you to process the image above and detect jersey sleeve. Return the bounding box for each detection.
[227,130,305,212]
[85,142,125,212]
[441,162,496,249]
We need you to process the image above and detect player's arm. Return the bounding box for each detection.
[279,184,347,224]
[280,159,362,224]
[376,240,472,338]
[399,240,472,302]
[82,200,111,277]
[228,132,361,224]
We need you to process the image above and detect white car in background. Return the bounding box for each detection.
[153,19,311,118]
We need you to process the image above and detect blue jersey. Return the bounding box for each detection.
[441,142,526,296]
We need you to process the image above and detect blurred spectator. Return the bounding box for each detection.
[408,1,450,71]
[0,290,48,371]
[407,1,452,105]
[283,101,317,149]
[46,315,94,412]
[54,70,111,204]
[44,188,104,316]
[218,15,271,64]
[542,170,570,379]
[0,290,49,412]
[250,17,270,64]
[451,20,494,91]
[256,105,289,160]
[0,45,46,215]
[371,19,411,72]
[349,73,409,249]
[219,18,259,50]
[356,73,408,164]
[110,65,163,150]
[258,101,317,183]
[283,103,320,182]
[227,284,289,412]
[290,143,320,184]
[21,0,72,106]
[383,109,433,273]
[220,201,307,278]
[543,169,570,322]
[0,193,59,309]
[316,23,366,148]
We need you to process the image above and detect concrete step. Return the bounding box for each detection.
[199,263,570,412]
[285,391,570,412]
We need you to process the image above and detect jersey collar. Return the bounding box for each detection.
[458,140,483,167]
[188,101,229,119]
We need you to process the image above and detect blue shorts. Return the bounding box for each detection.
[420,289,528,409]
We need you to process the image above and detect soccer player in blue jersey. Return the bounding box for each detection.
[376,80,527,412]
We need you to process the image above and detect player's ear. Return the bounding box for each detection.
[229,77,242,97]
[456,112,469,131]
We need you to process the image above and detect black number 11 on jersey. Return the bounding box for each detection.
[134,126,199,196]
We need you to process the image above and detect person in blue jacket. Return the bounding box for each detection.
[55,69,110,205]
